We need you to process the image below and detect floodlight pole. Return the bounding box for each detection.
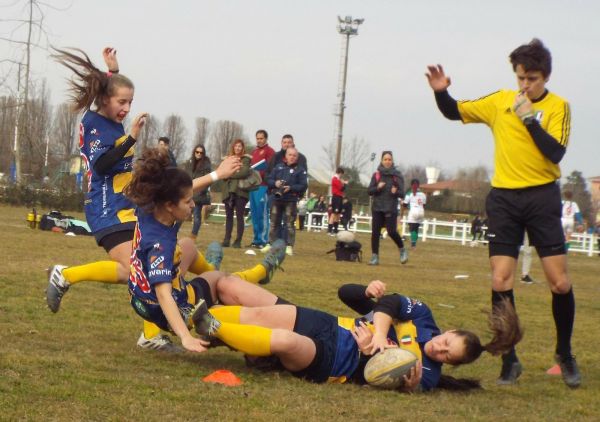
[334,15,363,170]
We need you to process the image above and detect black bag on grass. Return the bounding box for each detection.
[327,240,362,262]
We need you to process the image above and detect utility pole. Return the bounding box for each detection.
[334,15,364,170]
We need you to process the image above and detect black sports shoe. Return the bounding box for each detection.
[191,299,221,338]
[556,354,581,388]
[520,274,535,284]
[497,360,523,385]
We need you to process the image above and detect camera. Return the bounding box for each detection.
[274,180,287,198]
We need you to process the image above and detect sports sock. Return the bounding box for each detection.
[188,252,214,274]
[565,242,571,252]
[333,222,339,233]
[232,264,266,284]
[213,321,272,356]
[552,288,575,358]
[209,305,241,324]
[143,320,162,339]
[492,289,518,362]
[62,261,119,285]
[410,231,418,245]
[327,224,333,233]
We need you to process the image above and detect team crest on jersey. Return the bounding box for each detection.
[153,243,162,251]
[90,128,98,135]
[89,140,102,154]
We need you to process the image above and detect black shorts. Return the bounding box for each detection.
[486,182,565,257]
[97,227,135,253]
[290,307,338,383]
[331,196,343,214]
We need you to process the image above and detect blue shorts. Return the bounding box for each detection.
[290,307,338,383]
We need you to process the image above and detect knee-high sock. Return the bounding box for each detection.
[143,320,162,339]
[232,264,266,284]
[62,261,119,285]
[213,321,272,356]
[209,306,241,324]
[552,288,575,358]
[492,289,518,362]
[188,252,214,274]
[410,231,418,245]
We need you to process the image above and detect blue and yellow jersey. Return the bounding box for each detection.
[128,210,195,328]
[334,295,442,391]
[79,110,136,234]
[457,89,570,189]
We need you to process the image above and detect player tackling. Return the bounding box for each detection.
[426,38,580,388]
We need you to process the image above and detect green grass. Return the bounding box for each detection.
[1,204,599,421]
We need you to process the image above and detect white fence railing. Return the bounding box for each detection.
[206,204,599,257]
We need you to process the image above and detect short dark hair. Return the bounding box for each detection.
[256,129,268,139]
[282,134,294,141]
[509,38,552,78]
[411,178,420,186]
[158,136,170,145]
[336,167,344,174]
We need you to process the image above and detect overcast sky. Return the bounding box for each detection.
[1,0,598,180]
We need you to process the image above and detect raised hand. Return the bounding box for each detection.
[102,47,119,73]
[216,155,242,180]
[425,64,451,92]
[130,112,149,139]
[366,280,386,299]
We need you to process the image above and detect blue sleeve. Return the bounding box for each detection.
[84,126,116,171]
[267,165,279,188]
[290,168,308,193]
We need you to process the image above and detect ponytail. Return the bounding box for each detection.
[437,298,523,391]
[52,47,134,112]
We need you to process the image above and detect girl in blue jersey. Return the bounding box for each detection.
[45,47,238,351]
[124,148,289,352]
[192,280,522,391]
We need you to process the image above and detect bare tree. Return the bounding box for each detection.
[136,114,160,153]
[162,114,188,161]
[322,136,371,176]
[207,120,245,163]
[193,117,210,147]
[51,103,77,156]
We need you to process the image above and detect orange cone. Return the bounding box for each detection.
[546,364,561,375]
[202,369,243,386]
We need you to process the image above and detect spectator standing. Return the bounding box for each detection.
[264,148,307,256]
[403,179,427,248]
[222,139,251,248]
[312,195,328,230]
[158,136,177,166]
[186,144,212,240]
[367,151,408,266]
[249,129,275,248]
[561,191,582,252]
[297,196,308,231]
[328,167,348,235]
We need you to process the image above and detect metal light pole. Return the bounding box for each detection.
[334,15,364,170]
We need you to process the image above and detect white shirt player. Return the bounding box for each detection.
[561,200,580,234]
[404,191,427,224]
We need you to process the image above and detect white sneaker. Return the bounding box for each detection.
[285,246,293,256]
[260,244,272,253]
[136,333,183,352]
[46,265,70,313]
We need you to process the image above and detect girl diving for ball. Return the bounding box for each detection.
[125,148,289,353]
[191,280,523,392]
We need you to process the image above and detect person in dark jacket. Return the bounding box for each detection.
[158,136,177,166]
[222,139,252,248]
[186,144,212,240]
[265,147,307,256]
[367,151,407,265]
[340,197,353,231]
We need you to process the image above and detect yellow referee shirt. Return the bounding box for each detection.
[457,89,571,189]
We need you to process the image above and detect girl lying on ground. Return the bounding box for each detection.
[192,280,522,391]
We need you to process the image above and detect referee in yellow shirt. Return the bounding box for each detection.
[425,39,579,388]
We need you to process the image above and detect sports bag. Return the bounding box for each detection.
[238,169,262,192]
[327,240,362,262]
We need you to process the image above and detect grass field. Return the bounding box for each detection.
[1,204,599,421]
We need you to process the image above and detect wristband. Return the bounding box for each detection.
[210,171,219,182]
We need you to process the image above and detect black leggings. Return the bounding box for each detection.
[371,211,404,254]
[224,195,248,243]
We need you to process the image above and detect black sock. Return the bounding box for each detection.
[552,288,575,358]
[333,222,339,233]
[327,224,332,233]
[492,289,518,362]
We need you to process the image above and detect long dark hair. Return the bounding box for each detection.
[124,148,192,213]
[437,298,523,391]
[52,47,134,112]
[190,144,211,172]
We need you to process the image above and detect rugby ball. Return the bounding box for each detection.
[364,348,418,389]
[336,230,355,243]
